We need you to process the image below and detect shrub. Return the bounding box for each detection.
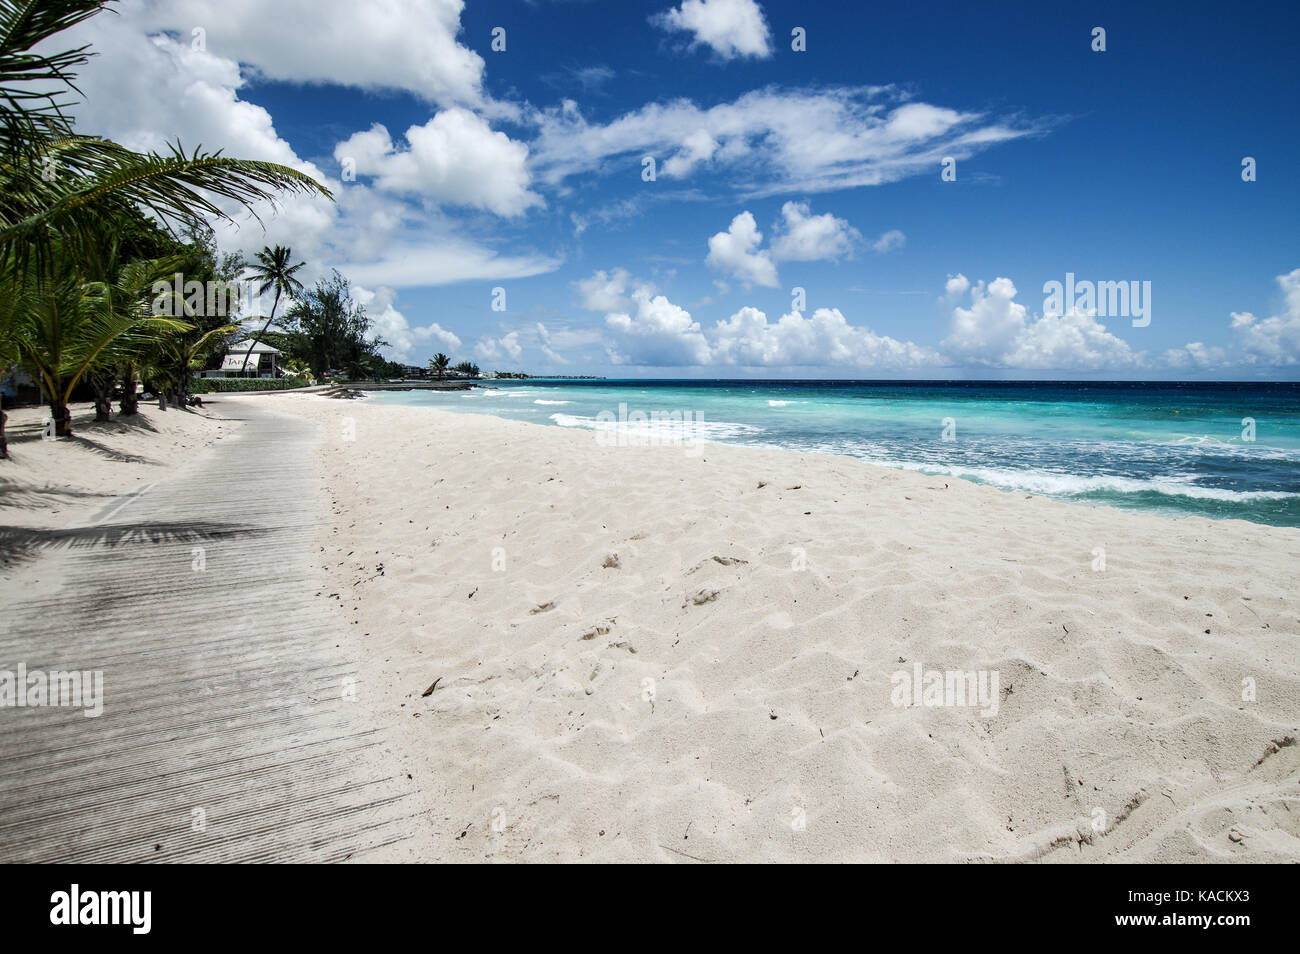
[191,377,309,393]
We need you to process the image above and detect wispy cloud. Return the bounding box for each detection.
[336,241,561,289]
[529,86,1047,197]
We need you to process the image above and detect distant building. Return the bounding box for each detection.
[208,341,285,378]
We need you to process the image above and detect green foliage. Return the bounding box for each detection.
[275,270,387,378]
[0,0,336,439]
[191,376,308,393]
[10,248,189,433]
[0,0,106,159]
[375,358,406,379]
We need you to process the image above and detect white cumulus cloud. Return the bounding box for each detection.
[652,0,772,60]
[334,112,541,217]
[575,268,641,312]
[56,3,551,293]
[1225,268,1300,366]
[769,202,861,262]
[943,273,971,300]
[706,212,779,287]
[131,0,489,108]
[872,229,907,254]
[351,286,462,363]
[711,306,939,368]
[942,277,1143,370]
[605,290,712,365]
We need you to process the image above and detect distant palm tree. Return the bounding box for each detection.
[239,245,304,374]
[428,352,449,379]
[283,356,314,383]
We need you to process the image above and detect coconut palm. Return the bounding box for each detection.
[2,139,328,270]
[428,353,449,379]
[11,256,188,435]
[0,1,332,268]
[0,0,102,160]
[238,244,304,374]
[147,322,238,409]
[0,0,334,442]
[283,356,313,383]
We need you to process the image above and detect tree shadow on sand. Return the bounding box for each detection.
[0,478,119,510]
[0,520,270,566]
[65,435,160,465]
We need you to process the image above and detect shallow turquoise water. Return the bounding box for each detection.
[368,380,1300,527]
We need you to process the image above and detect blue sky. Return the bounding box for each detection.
[64,0,1300,377]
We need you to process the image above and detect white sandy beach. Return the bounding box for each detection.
[274,392,1298,862]
[0,401,230,533]
[5,393,1298,861]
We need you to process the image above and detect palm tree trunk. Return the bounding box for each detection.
[92,373,113,421]
[51,397,72,437]
[0,403,8,460]
[240,288,281,375]
[120,373,138,416]
[37,374,74,437]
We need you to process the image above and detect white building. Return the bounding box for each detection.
[212,341,285,378]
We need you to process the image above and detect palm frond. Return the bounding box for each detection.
[0,0,110,157]
[0,139,333,266]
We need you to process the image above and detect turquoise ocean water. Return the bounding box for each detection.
[366,380,1300,527]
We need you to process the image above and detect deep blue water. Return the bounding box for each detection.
[369,380,1300,527]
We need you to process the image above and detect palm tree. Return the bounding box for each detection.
[0,1,332,266]
[76,221,168,420]
[0,0,102,160]
[0,0,334,442]
[239,244,304,374]
[284,356,313,383]
[11,256,188,435]
[428,353,449,379]
[148,322,238,409]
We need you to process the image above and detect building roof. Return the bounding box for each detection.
[229,341,282,355]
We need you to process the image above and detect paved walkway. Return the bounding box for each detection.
[0,400,421,862]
